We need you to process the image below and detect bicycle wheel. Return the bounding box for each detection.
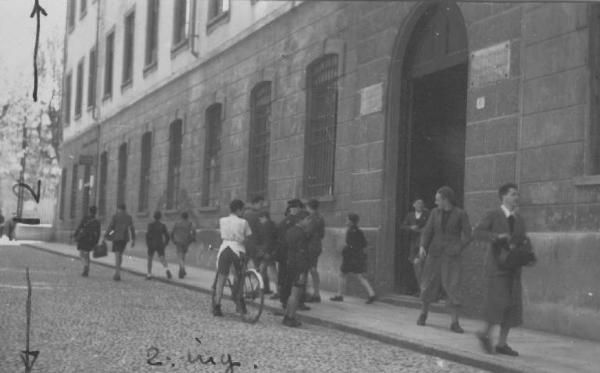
[239,269,264,323]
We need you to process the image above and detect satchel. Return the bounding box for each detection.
[92,241,108,258]
[493,235,536,270]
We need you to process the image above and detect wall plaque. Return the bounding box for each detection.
[360,83,383,116]
[470,41,511,87]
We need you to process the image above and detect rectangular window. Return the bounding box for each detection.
[87,46,97,108]
[145,0,159,68]
[304,54,339,197]
[122,11,135,87]
[172,0,189,47]
[104,30,114,98]
[139,132,152,212]
[82,164,92,216]
[68,0,76,30]
[202,104,222,207]
[117,143,128,206]
[70,164,79,219]
[64,72,72,125]
[248,82,271,199]
[80,0,87,18]
[98,151,108,216]
[75,58,84,118]
[59,168,67,220]
[208,0,230,21]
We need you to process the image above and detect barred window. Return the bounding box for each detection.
[98,151,108,216]
[248,82,271,199]
[304,54,339,197]
[59,168,67,220]
[70,164,79,219]
[87,46,97,108]
[64,72,72,125]
[202,104,222,207]
[117,143,128,206]
[104,31,115,98]
[75,58,84,118]
[145,0,159,67]
[167,121,183,209]
[139,132,152,212]
[122,10,135,86]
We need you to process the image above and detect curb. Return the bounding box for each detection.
[23,243,533,373]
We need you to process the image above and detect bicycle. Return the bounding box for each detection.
[210,245,265,323]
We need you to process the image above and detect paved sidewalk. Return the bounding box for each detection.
[20,240,600,373]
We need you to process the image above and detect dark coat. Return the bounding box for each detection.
[285,225,310,272]
[341,225,368,274]
[420,207,471,257]
[306,212,325,255]
[276,213,301,261]
[106,211,135,242]
[474,208,527,327]
[74,215,101,251]
[402,209,430,261]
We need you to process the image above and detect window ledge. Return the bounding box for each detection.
[80,10,87,20]
[573,175,600,186]
[198,206,220,212]
[305,194,336,203]
[87,104,95,112]
[171,39,189,58]
[121,79,133,92]
[143,61,158,77]
[207,11,230,34]
[74,113,82,121]
[102,93,112,102]
[137,211,150,218]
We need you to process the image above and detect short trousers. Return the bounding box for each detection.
[175,243,189,254]
[308,248,322,268]
[147,245,165,257]
[217,247,244,276]
[112,240,127,253]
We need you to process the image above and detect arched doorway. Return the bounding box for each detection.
[389,2,469,294]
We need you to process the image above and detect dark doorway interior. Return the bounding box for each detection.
[395,64,468,295]
[409,63,468,209]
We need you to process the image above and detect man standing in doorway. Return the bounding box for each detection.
[402,198,430,296]
[417,186,471,333]
[473,183,532,356]
[105,203,135,281]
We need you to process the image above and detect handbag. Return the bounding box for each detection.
[92,241,108,258]
[493,235,536,270]
[105,230,115,241]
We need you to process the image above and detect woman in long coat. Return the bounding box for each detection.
[73,206,101,277]
[417,186,471,333]
[473,183,530,356]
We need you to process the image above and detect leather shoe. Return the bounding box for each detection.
[450,322,464,334]
[476,331,493,354]
[417,313,427,326]
[496,344,519,356]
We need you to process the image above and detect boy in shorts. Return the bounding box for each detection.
[145,211,172,280]
[213,199,252,317]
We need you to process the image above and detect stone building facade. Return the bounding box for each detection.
[57,0,600,341]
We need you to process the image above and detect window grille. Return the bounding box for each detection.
[202,104,222,207]
[248,82,271,199]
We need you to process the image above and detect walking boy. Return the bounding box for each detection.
[171,212,196,279]
[146,211,172,280]
[104,204,136,281]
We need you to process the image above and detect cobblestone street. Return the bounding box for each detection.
[0,245,486,373]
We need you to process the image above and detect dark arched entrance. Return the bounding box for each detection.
[388,2,469,294]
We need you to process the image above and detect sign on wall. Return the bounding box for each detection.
[470,41,511,87]
[360,83,383,116]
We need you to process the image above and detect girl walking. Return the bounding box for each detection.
[330,213,376,304]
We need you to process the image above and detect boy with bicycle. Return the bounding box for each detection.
[213,199,252,317]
